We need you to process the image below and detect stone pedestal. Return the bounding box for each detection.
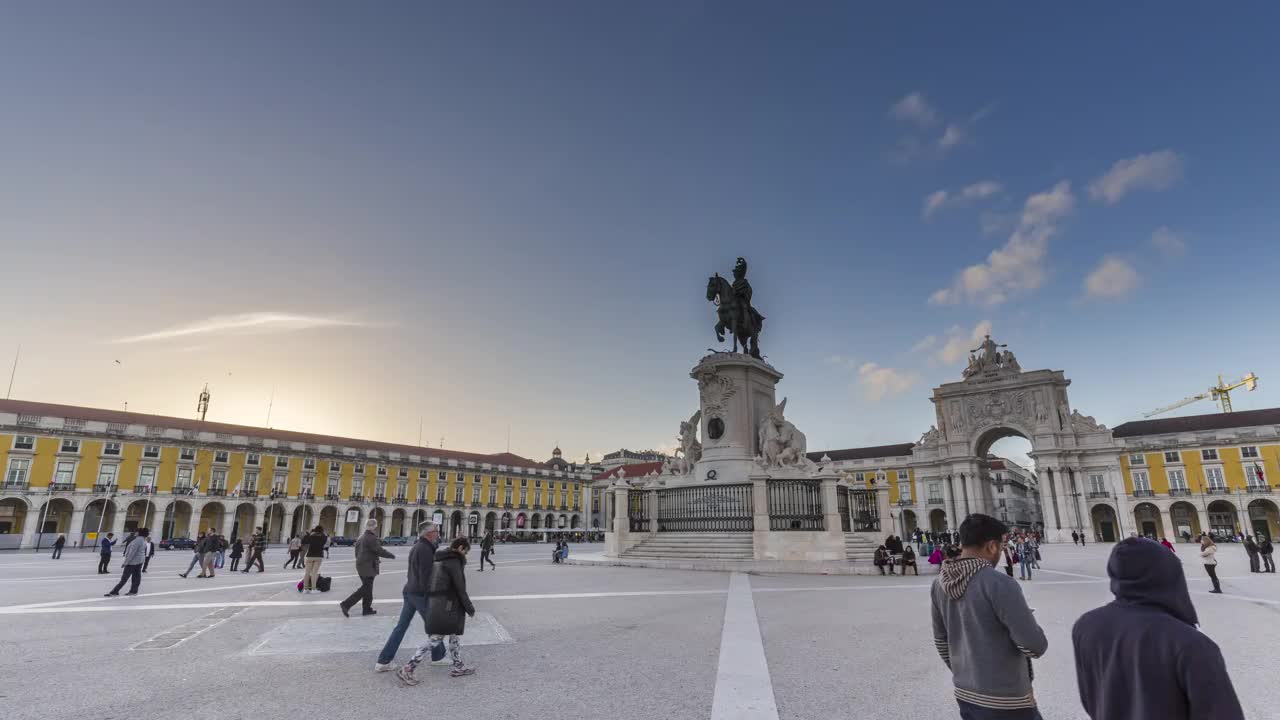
[689,353,783,486]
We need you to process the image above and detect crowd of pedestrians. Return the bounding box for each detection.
[932,513,1245,719]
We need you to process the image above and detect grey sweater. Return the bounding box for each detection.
[121,536,148,566]
[931,557,1048,709]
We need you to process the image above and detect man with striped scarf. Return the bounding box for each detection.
[931,513,1048,719]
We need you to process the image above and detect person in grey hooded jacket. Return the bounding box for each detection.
[105,528,150,597]
[339,519,395,617]
[931,514,1047,719]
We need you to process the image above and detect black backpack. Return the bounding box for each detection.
[316,576,331,593]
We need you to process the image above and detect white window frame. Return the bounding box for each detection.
[1167,469,1187,491]
[303,458,316,470]
[898,478,912,502]
[143,445,160,459]
[180,447,196,461]
[301,473,314,494]
[1131,470,1151,493]
[272,472,288,492]
[419,469,429,480]
[354,463,365,475]
[1247,464,1267,488]
[137,465,158,489]
[60,438,81,454]
[243,470,259,493]
[97,463,118,487]
[454,482,464,504]
[397,480,408,498]
[53,460,77,484]
[246,453,260,466]
[103,442,122,456]
[275,456,290,469]
[175,467,193,488]
[1128,454,1146,466]
[398,467,408,479]
[327,477,340,496]
[12,435,35,451]
[1241,446,1260,459]
[1089,473,1106,494]
[1164,451,1181,464]
[377,465,388,477]
[353,478,365,496]
[435,483,446,503]
[1202,449,1219,462]
[210,469,227,490]
[214,450,229,463]
[1204,466,1226,490]
[927,481,942,502]
[375,478,387,497]
[6,458,31,485]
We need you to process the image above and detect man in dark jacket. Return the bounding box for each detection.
[374,522,446,671]
[399,537,476,684]
[339,519,395,617]
[931,513,1047,719]
[241,527,266,573]
[479,530,496,572]
[1259,535,1276,573]
[98,533,116,573]
[52,534,65,559]
[1073,537,1244,720]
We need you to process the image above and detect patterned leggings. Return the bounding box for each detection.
[405,635,460,672]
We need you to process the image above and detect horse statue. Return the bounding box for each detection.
[706,272,765,358]
[757,398,812,470]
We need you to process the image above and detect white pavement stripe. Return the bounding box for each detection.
[1036,568,1106,580]
[0,588,731,615]
[711,573,779,720]
[131,606,248,650]
[752,578,1103,593]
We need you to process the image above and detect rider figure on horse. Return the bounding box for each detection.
[731,257,753,334]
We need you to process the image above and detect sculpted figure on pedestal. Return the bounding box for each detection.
[1070,410,1107,432]
[757,398,813,470]
[706,257,766,359]
[672,410,702,475]
[916,425,942,448]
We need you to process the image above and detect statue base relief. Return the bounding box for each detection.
[688,352,783,486]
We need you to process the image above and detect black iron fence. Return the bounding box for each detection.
[850,488,880,532]
[768,479,824,531]
[836,484,851,532]
[627,490,651,532]
[656,484,753,532]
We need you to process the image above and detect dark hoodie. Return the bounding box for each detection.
[1072,538,1244,720]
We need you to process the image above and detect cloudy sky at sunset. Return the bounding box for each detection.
[4,4,1279,464]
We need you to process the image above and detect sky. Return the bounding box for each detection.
[3,3,1279,466]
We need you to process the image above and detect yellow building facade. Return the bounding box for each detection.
[0,399,592,549]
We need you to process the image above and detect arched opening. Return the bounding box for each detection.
[343,506,363,538]
[291,505,314,539]
[198,502,225,537]
[1248,499,1280,540]
[1170,501,1201,542]
[263,504,287,543]
[0,497,30,546]
[1207,500,1239,539]
[410,509,426,533]
[501,512,512,530]
[161,500,194,540]
[369,507,386,536]
[449,510,463,538]
[1132,502,1164,539]
[232,503,256,541]
[983,432,1037,530]
[1089,504,1118,542]
[531,513,542,530]
[901,509,918,535]
[484,511,497,532]
[391,508,406,537]
[570,514,581,529]
[35,498,75,536]
[557,513,567,529]
[515,512,526,530]
[928,508,947,533]
[319,505,338,536]
[83,499,119,539]
[125,499,159,533]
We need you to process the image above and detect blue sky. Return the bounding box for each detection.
[3,3,1278,462]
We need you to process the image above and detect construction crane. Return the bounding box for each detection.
[1143,373,1259,418]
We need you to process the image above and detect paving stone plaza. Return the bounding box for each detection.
[1,539,1277,719]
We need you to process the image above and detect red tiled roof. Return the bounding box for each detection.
[0,398,554,472]
[593,461,665,480]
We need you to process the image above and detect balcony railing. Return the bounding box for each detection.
[299,491,315,501]
[349,494,364,502]
[1132,489,1155,497]
[393,496,407,505]
[172,486,195,496]
[240,489,259,498]
[1168,488,1191,497]
[2,481,29,491]
[325,493,341,501]
[372,495,387,504]
[92,484,117,493]
[416,498,428,505]
[1086,491,1110,499]
[897,498,914,506]
[1205,487,1231,495]
[135,486,156,495]
[268,489,286,500]
[927,497,944,505]
[1246,485,1273,494]
[503,502,513,509]
[50,482,77,492]
[207,487,227,496]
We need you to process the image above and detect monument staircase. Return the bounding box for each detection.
[620,533,754,560]
[843,534,877,563]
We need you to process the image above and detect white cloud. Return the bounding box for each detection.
[889,92,938,128]
[114,312,364,344]
[825,354,860,371]
[1083,256,1141,300]
[922,181,1002,220]
[857,362,919,401]
[911,335,938,353]
[1087,150,1184,204]
[1150,226,1188,259]
[929,181,1075,306]
[936,320,993,364]
[922,190,950,219]
[938,123,965,149]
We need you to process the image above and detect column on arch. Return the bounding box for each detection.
[943,474,957,529]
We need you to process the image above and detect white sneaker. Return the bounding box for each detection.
[430,658,453,667]
[305,589,312,594]
[374,662,394,672]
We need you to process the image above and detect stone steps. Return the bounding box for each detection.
[622,533,754,560]
[844,534,878,561]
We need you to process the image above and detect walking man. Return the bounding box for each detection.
[1244,535,1261,573]
[285,535,303,569]
[1073,537,1244,719]
[478,530,496,572]
[932,514,1047,719]
[340,519,395,618]
[52,534,65,559]
[97,532,116,573]
[142,534,155,572]
[179,532,206,578]
[214,534,226,569]
[1260,535,1276,573]
[1071,530,1079,546]
[242,527,266,573]
[300,525,327,593]
[104,528,149,597]
[375,522,446,671]
[199,527,219,578]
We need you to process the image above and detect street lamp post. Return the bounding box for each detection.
[33,485,52,552]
